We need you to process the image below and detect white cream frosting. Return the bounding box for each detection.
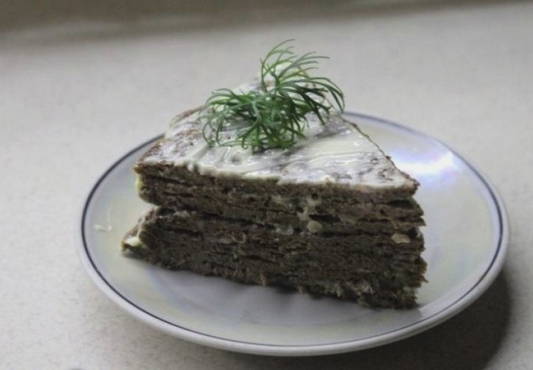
[143,108,414,189]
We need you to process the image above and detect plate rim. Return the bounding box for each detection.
[77,111,509,356]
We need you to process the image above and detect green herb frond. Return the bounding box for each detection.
[201,40,345,152]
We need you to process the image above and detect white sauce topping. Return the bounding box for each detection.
[93,207,113,232]
[143,108,414,190]
[307,220,323,233]
[391,233,411,244]
[124,235,142,247]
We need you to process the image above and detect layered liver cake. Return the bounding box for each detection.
[123,108,426,308]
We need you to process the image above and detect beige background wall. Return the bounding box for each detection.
[1,1,531,369]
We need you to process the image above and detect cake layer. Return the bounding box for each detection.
[122,207,426,308]
[135,207,424,247]
[135,207,423,251]
[137,185,423,234]
[137,158,418,204]
[137,173,423,221]
[139,109,419,197]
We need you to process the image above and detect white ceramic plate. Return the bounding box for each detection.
[79,112,508,356]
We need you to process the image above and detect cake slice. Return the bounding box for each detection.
[123,108,426,308]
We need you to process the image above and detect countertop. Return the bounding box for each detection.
[1,1,532,369]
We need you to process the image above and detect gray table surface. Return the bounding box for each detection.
[1,1,532,369]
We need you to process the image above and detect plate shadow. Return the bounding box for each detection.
[223,269,511,370]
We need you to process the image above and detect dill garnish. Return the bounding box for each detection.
[201,40,345,152]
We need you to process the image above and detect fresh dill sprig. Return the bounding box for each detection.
[201,40,345,152]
